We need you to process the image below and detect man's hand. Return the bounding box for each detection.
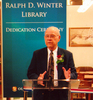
[62,67,71,79]
[37,71,47,86]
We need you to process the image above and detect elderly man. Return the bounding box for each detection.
[27,26,77,100]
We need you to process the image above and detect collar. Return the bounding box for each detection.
[47,47,58,55]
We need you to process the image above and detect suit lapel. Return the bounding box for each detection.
[43,47,48,79]
[57,47,64,79]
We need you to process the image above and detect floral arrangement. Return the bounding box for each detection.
[56,54,64,64]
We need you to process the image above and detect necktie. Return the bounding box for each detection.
[47,50,54,79]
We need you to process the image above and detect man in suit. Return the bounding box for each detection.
[27,26,77,100]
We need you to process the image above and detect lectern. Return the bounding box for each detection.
[22,79,71,100]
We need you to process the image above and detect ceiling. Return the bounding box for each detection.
[67,0,93,14]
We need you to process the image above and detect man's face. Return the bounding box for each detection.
[44,27,60,50]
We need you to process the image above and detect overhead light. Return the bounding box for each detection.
[77,0,93,12]
[67,0,82,5]
[67,0,70,5]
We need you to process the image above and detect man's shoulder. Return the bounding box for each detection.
[34,47,47,54]
[58,47,72,55]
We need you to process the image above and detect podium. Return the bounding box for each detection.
[22,79,72,100]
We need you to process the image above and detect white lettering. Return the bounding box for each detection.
[36,2,63,8]
[28,2,35,8]
[22,11,47,17]
[18,87,23,91]
[37,27,46,32]
[6,28,36,32]
[6,27,64,33]
[6,3,26,8]
[59,28,64,32]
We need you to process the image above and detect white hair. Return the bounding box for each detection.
[45,26,60,36]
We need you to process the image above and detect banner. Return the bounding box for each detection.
[2,0,66,97]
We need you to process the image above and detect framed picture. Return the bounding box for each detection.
[69,27,93,47]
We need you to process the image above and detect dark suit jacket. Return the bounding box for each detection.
[27,47,77,100]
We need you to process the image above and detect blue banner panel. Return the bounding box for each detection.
[2,0,66,97]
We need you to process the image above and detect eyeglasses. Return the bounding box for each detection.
[45,34,59,39]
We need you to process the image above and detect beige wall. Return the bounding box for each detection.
[67,6,93,67]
